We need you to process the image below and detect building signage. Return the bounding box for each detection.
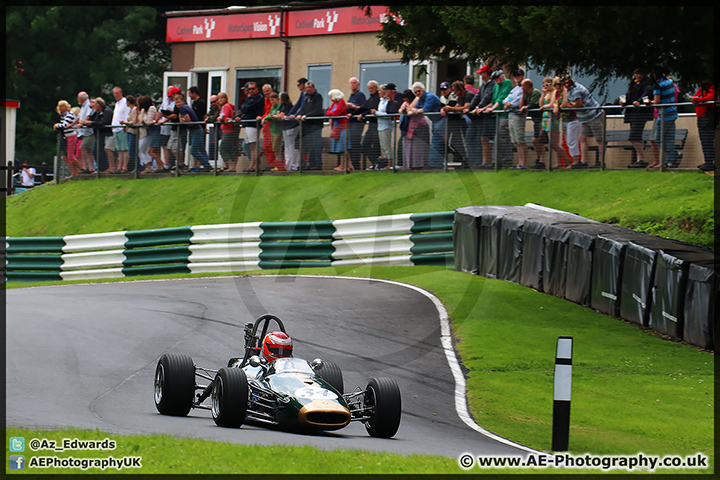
[166,5,395,42]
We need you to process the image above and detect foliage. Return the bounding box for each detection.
[376,6,713,92]
[5,6,171,164]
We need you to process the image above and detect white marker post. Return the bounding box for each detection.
[552,336,573,451]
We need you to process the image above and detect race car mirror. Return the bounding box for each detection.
[311,358,323,370]
[249,355,263,367]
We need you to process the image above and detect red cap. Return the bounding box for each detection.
[168,87,182,97]
[476,65,492,74]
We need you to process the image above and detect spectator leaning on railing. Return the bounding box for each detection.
[689,80,715,172]
[53,99,81,179]
[648,69,679,169]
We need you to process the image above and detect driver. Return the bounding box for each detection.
[261,331,293,363]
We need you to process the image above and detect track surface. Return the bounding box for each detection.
[7,276,532,458]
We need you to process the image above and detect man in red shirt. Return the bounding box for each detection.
[260,84,284,171]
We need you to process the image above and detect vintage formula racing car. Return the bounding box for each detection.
[154,314,402,438]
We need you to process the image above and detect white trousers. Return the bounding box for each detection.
[283,126,301,170]
[564,119,582,158]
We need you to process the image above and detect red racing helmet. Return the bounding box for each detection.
[262,331,293,362]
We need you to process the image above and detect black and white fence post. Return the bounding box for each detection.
[552,336,573,451]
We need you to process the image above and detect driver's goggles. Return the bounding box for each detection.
[268,346,292,357]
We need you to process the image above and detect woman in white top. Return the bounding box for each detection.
[137,95,162,172]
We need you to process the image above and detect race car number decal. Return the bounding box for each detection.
[294,387,338,400]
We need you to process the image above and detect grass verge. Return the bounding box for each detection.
[6,266,714,474]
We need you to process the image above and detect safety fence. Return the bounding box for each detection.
[454,204,717,351]
[3,211,454,282]
[27,100,713,194]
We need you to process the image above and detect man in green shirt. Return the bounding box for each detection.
[261,93,283,171]
[479,70,513,166]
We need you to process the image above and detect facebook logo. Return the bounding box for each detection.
[10,436,25,452]
[10,455,25,470]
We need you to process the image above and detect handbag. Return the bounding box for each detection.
[330,125,341,141]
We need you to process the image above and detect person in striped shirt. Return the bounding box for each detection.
[53,100,81,179]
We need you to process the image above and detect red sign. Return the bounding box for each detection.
[166,12,282,42]
[284,5,392,37]
[166,6,396,42]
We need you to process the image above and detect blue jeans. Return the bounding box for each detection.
[429,116,446,168]
[653,117,677,165]
[189,128,211,168]
[465,122,483,166]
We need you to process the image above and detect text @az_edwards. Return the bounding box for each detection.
[458,452,709,471]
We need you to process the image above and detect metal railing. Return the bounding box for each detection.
[37,100,716,187]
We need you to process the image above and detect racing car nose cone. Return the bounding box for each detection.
[299,400,351,430]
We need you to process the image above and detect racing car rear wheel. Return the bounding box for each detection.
[211,367,248,428]
[317,361,344,394]
[154,353,195,416]
[364,377,401,438]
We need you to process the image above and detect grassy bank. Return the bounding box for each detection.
[5,170,714,248]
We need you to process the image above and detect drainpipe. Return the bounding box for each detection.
[278,10,289,92]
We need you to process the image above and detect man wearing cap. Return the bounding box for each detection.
[238,82,265,172]
[157,86,183,170]
[465,65,495,167]
[478,70,513,167]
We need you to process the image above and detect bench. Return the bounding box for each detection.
[588,128,688,165]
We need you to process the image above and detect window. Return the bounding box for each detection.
[235,67,282,104]
[307,64,332,109]
[360,61,411,93]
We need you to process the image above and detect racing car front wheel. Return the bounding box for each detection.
[364,377,401,438]
[154,353,195,416]
[211,368,248,428]
[317,360,344,394]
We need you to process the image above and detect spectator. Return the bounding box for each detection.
[278,92,300,171]
[466,65,495,167]
[479,70,513,167]
[376,83,401,170]
[261,92,285,171]
[411,82,442,168]
[399,88,430,169]
[70,106,82,161]
[297,80,325,170]
[156,86,181,171]
[647,69,679,169]
[519,79,542,168]
[20,160,36,188]
[538,77,571,168]
[82,97,113,172]
[552,77,578,168]
[53,99,80,179]
[430,81,452,168]
[137,95,162,172]
[238,82,265,172]
[110,87,131,173]
[120,95,138,172]
[188,86,206,122]
[216,92,238,172]
[260,84,284,171]
[205,94,221,164]
[503,73,528,169]
[76,91,95,174]
[442,81,472,167]
[356,80,382,170]
[326,89,350,171]
[464,74,479,95]
[561,75,603,169]
[174,93,212,172]
[346,77,366,170]
[689,80,715,171]
[285,78,308,171]
[622,69,654,168]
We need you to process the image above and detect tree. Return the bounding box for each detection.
[375,6,713,92]
[6,6,171,164]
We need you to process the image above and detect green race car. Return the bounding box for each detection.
[154,314,402,438]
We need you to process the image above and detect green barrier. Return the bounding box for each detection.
[5,253,64,270]
[6,237,65,253]
[124,227,193,248]
[5,271,63,281]
[409,212,454,233]
[259,240,334,260]
[259,221,336,241]
[123,245,192,266]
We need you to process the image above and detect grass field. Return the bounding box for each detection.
[4,170,715,475]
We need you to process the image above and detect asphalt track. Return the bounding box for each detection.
[6,275,537,459]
